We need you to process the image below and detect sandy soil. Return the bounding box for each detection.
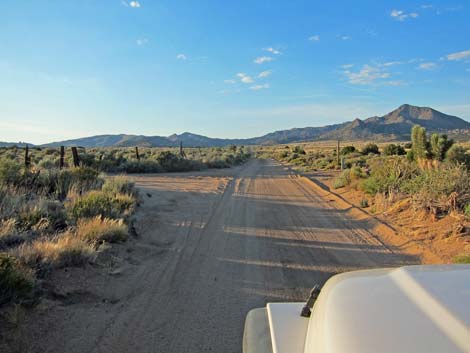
[301,168,470,264]
[1,159,417,353]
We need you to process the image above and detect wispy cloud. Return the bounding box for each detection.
[446,50,470,62]
[224,79,236,84]
[237,73,254,83]
[339,35,351,40]
[421,4,433,9]
[343,64,391,85]
[176,54,187,60]
[258,70,272,78]
[308,35,320,41]
[122,1,141,8]
[381,61,402,67]
[249,83,270,90]
[136,38,148,46]
[264,47,281,55]
[254,56,273,64]
[341,64,354,69]
[390,9,418,21]
[418,62,437,70]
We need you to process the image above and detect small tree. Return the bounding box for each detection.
[446,145,469,167]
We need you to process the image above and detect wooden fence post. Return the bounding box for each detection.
[180,141,186,158]
[24,145,31,169]
[337,140,341,166]
[59,146,65,169]
[71,147,80,167]
[135,146,140,160]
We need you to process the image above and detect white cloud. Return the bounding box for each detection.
[176,54,187,60]
[254,56,273,64]
[122,1,141,7]
[341,64,354,69]
[446,50,470,61]
[343,64,391,85]
[136,38,148,46]
[381,61,402,67]
[249,83,270,90]
[418,62,437,70]
[236,73,254,83]
[421,4,433,9]
[308,35,320,41]
[258,70,272,78]
[224,79,236,84]
[264,47,281,55]
[390,9,418,21]
[340,35,351,40]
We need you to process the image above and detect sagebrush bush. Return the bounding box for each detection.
[333,169,351,189]
[401,164,470,213]
[102,176,135,195]
[77,217,128,243]
[0,254,34,305]
[67,190,135,220]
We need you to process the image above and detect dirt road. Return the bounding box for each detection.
[13,159,416,353]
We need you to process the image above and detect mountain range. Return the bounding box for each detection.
[2,104,469,148]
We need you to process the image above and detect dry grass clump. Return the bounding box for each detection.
[76,216,128,244]
[14,233,94,270]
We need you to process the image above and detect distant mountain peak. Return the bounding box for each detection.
[11,104,468,148]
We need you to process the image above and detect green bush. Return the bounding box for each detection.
[67,190,135,220]
[333,169,351,189]
[359,199,369,208]
[454,255,470,264]
[0,159,23,185]
[102,176,135,195]
[446,145,469,167]
[0,254,34,305]
[383,144,406,156]
[340,146,356,155]
[361,143,380,155]
[361,157,418,195]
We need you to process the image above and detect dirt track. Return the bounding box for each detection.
[9,159,417,353]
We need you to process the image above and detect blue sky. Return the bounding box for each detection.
[1,0,469,144]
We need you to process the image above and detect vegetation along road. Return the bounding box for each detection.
[17,159,416,353]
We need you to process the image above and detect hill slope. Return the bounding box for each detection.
[12,104,470,148]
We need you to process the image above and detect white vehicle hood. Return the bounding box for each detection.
[304,265,470,353]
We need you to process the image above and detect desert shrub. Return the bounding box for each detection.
[359,199,369,208]
[350,166,366,179]
[0,159,23,185]
[0,219,23,248]
[102,176,135,195]
[361,157,418,195]
[340,146,356,155]
[15,199,67,233]
[77,217,128,244]
[67,190,135,220]
[383,144,406,156]
[120,160,162,173]
[333,169,351,189]
[0,254,34,305]
[446,145,470,167]
[454,255,470,264]
[464,204,470,219]
[15,233,93,269]
[292,146,306,155]
[401,164,470,213]
[361,143,380,155]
